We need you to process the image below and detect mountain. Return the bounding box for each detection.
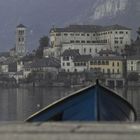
[78,0,140,37]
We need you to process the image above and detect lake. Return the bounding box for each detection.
[0,86,139,121]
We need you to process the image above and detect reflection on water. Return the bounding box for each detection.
[0,86,139,121]
[0,87,77,121]
[116,87,140,121]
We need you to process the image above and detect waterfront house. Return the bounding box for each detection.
[61,49,80,72]
[61,49,92,72]
[23,57,60,78]
[127,56,140,75]
[90,56,124,78]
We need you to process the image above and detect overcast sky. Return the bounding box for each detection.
[0,0,93,51]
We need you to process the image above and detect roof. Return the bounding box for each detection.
[102,24,131,31]
[127,55,140,60]
[98,49,119,56]
[50,24,131,33]
[50,25,102,33]
[25,57,60,69]
[17,24,26,28]
[93,56,124,61]
[2,58,16,65]
[20,54,34,62]
[73,55,92,62]
[62,49,80,57]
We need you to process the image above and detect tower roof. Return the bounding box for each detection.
[16,24,26,28]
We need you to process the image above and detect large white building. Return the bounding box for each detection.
[50,24,131,53]
[16,24,27,57]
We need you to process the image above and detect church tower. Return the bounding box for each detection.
[16,24,26,57]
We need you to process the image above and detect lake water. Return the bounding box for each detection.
[0,86,139,121]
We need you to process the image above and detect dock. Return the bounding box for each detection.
[0,122,140,140]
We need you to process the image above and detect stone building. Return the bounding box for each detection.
[16,24,27,57]
[50,24,131,53]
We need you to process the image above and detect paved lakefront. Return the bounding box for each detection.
[0,122,139,140]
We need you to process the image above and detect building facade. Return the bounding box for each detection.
[61,49,92,73]
[50,24,131,53]
[62,43,109,57]
[127,56,140,74]
[90,56,124,78]
[16,24,27,57]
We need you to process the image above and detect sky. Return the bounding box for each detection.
[0,0,93,52]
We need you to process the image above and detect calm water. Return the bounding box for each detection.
[0,86,139,121]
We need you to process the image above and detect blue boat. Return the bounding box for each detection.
[26,81,137,122]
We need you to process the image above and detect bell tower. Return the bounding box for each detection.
[16,24,26,57]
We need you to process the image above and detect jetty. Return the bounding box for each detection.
[0,122,140,140]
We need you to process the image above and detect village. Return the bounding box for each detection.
[0,24,140,88]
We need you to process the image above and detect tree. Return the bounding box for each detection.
[39,36,49,47]
[35,36,49,58]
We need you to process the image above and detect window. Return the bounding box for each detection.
[106,61,109,65]
[56,33,61,36]
[63,63,65,66]
[90,61,93,65]
[70,33,74,36]
[107,69,110,74]
[98,61,101,65]
[131,66,133,71]
[81,33,85,36]
[76,40,80,43]
[81,40,85,43]
[126,32,128,34]
[70,40,74,43]
[87,34,90,36]
[119,31,124,34]
[64,33,68,36]
[131,61,133,64]
[84,48,86,53]
[117,69,120,74]
[67,62,70,66]
[112,62,115,66]
[117,62,119,66]
[75,33,80,36]
[102,61,105,65]
[74,69,77,72]
[87,41,91,43]
[115,31,118,34]
[89,48,92,53]
[115,40,118,44]
[120,40,123,44]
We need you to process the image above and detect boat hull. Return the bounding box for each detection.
[26,83,136,122]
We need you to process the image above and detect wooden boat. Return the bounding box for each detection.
[26,80,137,122]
